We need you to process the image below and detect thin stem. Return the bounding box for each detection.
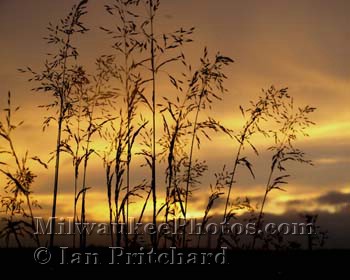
[12,225,22,248]
[50,111,63,249]
[252,133,289,249]
[222,116,256,221]
[79,93,98,249]
[49,22,73,248]
[124,19,131,248]
[164,120,181,224]
[106,162,114,247]
[25,195,41,247]
[182,95,203,248]
[149,0,157,248]
[80,139,89,249]
[132,187,151,246]
[223,143,243,220]
[73,91,82,248]
[251,167,274,249]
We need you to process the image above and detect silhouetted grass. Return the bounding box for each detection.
[0,92,43,247]
[19,0,89,248]
[0,0,322,254]
[252,92,316,249]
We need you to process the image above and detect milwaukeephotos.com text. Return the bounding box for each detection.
[34,217,316,236]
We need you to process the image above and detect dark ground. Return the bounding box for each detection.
[0,248,348,277]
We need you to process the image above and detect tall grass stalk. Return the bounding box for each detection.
[20,0,89,248]
[103,0,149,247]
[61,80,84,248]
[252,94,316,249]
[216,86,295,247]
[79,61,115,248]
[182,49,233,247]
[222,87,291,221]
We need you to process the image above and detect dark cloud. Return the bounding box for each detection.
[278,191,350,210]
[280,199,308,207]
[317,191,350,205]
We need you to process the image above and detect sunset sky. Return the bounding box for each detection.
[0,0,349,247]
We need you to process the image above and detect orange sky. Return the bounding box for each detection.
[0,0,349,225]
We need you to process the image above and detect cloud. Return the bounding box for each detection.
[317,191,350,205]
[281,199,309,207]
[275,190,350,214]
